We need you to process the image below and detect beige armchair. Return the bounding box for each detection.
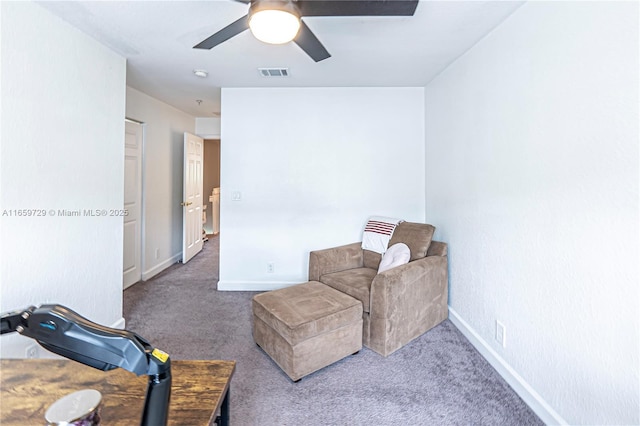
[308,222,448,357]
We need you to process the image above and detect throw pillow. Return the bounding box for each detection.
[388,222,435,261]
[378,243,411,273]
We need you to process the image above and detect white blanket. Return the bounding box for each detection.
[361,216,404,254]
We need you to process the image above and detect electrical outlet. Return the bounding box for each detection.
[25,344,38,359]
[496,320,506,348]
[267,262,275,273]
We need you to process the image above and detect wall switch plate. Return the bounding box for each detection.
[496,320,506,348]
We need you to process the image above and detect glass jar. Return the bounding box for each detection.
[45,389,102,426]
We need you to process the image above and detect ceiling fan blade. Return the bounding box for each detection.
[297,0,419,17]
[294,21,331,62]
[193,14,249,49]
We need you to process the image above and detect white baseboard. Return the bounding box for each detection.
[142,253,181,281]
[448,307,566,425]
[217,280,301,291]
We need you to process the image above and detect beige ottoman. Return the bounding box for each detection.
[252,281,363,381]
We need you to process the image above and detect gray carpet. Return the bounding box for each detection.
[124,236,543,426]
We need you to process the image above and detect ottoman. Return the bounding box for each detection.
[252,281,363,381]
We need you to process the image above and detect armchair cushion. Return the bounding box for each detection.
[320,267,377,313]
[363,249,382,270]
[388,222,435,261]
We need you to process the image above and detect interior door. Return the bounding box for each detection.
[123,120,142,288]
[182,132,204,263]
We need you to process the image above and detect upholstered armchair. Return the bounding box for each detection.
[308,222,448,357]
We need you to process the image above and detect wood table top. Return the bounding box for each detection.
[0,358,236,426]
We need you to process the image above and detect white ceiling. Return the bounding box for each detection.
[38,0,524,117]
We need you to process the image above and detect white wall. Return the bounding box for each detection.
[125,87,195,280]
[220,87,425,290]
[0,2,126,357]
[424,2,638,424]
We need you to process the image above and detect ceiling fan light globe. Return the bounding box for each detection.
[249,10,300,44]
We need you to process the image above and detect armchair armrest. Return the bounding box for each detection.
[308,242,364,282]
[368,255,448,356]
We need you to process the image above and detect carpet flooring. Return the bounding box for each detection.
[123,236,543,426]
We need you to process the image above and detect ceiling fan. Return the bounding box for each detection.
[193,0,419,62]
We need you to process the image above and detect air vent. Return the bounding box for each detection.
[258,68,290,77]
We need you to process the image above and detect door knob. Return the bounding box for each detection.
[180,202,193,206]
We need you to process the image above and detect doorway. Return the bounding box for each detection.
[203,139,221,236]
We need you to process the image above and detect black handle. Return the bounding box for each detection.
[141,371,171,426]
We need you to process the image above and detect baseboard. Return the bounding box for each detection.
[217,280,301,291]
[111,317,126,330]
[448,307,567,426]
[142,253,181,281]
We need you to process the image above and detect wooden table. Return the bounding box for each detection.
[0,359,235,426]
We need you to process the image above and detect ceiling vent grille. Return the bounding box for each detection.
[258,68,290,77]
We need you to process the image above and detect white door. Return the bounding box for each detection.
[182,132,204,263]
[123,121,142,288]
